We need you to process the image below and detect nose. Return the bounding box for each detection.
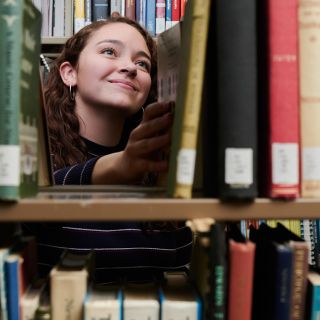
[119,60,137,77]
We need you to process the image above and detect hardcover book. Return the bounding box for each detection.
[265,0,300,198]
[160,272,202,320]
[0,0,42,201]
[299,0,320,197]
[166,0,211,198]
[214,0,258,200]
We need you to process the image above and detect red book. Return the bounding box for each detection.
[268,0,300,198]
[228,239,255,320]
[125,0,135,20]
[172,0,180,25]
[180,0,187,18]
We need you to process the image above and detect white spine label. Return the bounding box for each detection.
[176,149,196,185]
[272,143,299,184]
[0,146,20,186]
[225,148,253,185]
[303,147,320,180]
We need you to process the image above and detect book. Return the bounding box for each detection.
[166,0,212,198]
[264,0,300,198]
[172,0,180,26]
[160,272,202,320]
[4,254,23,320]
[123,282,159,320]
[214,0,258,200]
[306,271,320,320]
[146,0,156,36]
[156,0,166,35]
[0,0,41,201]
[84,285,122,320]
[227,225,255,320]
[111,0,122,16]
[74,0,85,32]
[125,0,135,20]
[84,0,92,26]
[92,0,110,21]
[50,251,91,320]
[299,0,320,197]
[209,223,227,320]
[165,0,172,30]
[20,279,46,320]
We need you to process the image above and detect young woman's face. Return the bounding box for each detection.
[75,23,152,115]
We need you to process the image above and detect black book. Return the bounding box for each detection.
[214,0,258,200]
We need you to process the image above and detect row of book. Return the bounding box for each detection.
[190,221,320,320]
[157,0,320,200]
[0,232,201,320]
[31,0,188,37]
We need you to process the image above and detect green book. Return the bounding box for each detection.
[0,0,42,200]
[166,0,211,198]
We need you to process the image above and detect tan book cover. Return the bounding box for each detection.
[50,265,88,320]
[299,0,320,197]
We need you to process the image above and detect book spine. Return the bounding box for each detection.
[125,0,135,20]
[146,0,156,36]
[5,256,21,320]
[0,250,10,320]
[167,0,212,198]
[227,240,255,320]
[0,0,23,200]
[92,0,110,21]
[85,0,92,25]
[74,0,85,32]
[180,0,187,18]
[268,0,300,199]
[64,0,74,36]
[299,0,320,197]
[165,0,172,30]
[215,0,258,200]
[156,0,166,35]
[209,223,227,320]
[121,0,125,16]
[273,245,293,320]
[289,242,309,320]
[172,0,180,26]
[110,0,121,15]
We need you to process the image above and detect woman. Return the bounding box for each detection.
[27,16,192,283]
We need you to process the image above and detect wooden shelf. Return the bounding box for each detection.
[42,37,68,45]
[1,191,320,221]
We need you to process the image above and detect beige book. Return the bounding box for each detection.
[299,0,320,197]
[50,265,88,320]
[160,272,200,320]
[123,283,159,320]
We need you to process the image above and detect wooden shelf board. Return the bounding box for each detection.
[1,195,320,221]
[42,37,68,44]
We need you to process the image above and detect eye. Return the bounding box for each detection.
[101,47,117,56]
[136,60,151,72]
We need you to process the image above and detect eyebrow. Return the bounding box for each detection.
[96,39,151,61]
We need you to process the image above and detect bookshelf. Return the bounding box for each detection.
[2,191,320,221]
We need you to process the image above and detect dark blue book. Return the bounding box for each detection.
[273,243,294,320]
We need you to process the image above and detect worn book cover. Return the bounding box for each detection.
[0,0,42,201]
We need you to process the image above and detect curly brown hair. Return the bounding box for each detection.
[45,17,158,169]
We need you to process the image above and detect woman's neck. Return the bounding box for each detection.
[75,100,125,147]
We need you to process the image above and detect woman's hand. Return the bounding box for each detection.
[92,102,173,184]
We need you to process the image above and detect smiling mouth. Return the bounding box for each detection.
[108,80,137,91]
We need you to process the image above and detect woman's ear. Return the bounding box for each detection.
[59,61,77,86]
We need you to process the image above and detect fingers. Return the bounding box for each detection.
[131,111,173,141]
[126,132,171,157]
[143,101,173,121]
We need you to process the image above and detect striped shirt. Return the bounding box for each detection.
[25,128,193,282]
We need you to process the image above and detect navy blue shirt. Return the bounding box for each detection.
[25,130,193,283]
